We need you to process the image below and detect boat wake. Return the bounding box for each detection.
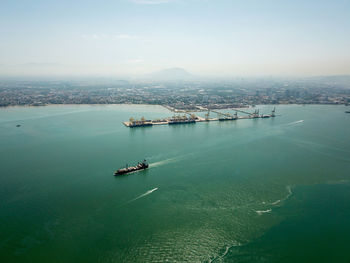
[150,157,179,168]
[258,186,293,215]
[286,120,304,126]
[208,242,242,263]
[256,209,272,215]
[271,199,281,205]
[125,188,158,205]
[268,185,293,206]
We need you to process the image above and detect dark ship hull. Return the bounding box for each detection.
[129,123,153,128]
[168,120,196,125]
[218,117,237,121]
[114,160,149,176]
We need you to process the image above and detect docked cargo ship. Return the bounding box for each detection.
[218,117,237,121]
[114,160,149,175]
[168,119,196,124]
[168,115,196,125]
[218,112,238,121]
[128,122,153,127]
[127,117,153,128]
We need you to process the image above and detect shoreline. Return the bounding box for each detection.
[0,103,168,110]
[0,103,348,110]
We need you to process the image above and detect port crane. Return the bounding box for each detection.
[249,109,260,118]
[229,108,252,115]
[201,106,276,119]
[204,107,249,117]
[205,110,210,121]
[123,107,277,128]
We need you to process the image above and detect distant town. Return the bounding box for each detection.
[1,76,349,110]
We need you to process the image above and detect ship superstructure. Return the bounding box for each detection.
[168,114,196,125]
[114,160,149,175]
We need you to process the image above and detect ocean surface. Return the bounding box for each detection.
[0,104,350,262]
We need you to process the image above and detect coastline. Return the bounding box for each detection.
[0,103,348,110]
[0,103,169,110]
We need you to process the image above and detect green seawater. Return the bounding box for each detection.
[0,104,350,262]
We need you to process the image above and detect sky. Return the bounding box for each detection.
[0,0,349,77]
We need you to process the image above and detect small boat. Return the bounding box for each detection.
[114,160,149,176]
[345,111,350,113]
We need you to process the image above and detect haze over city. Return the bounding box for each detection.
[1,0,350,77]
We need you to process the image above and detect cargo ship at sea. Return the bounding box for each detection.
[114,160,149,175]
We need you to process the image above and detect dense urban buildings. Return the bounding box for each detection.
[1,77,349,109]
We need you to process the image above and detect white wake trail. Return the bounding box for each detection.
[266,185,293,206]
[149,158,179,168]
[286,120,304,126]
[124,188,159,205]
[258,186,293,215]
[256,209,272,215]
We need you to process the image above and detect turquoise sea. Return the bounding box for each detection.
[1,104,350,262]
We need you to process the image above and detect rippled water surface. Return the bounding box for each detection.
[1,104,350,262]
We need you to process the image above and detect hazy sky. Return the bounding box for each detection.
[1,0,349,77]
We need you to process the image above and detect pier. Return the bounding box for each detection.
[123,107,276,127]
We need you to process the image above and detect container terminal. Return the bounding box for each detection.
[123,107,276,128]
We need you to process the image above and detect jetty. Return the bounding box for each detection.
[123,108,276,128]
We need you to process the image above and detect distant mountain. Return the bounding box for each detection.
[147,67,194,80]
